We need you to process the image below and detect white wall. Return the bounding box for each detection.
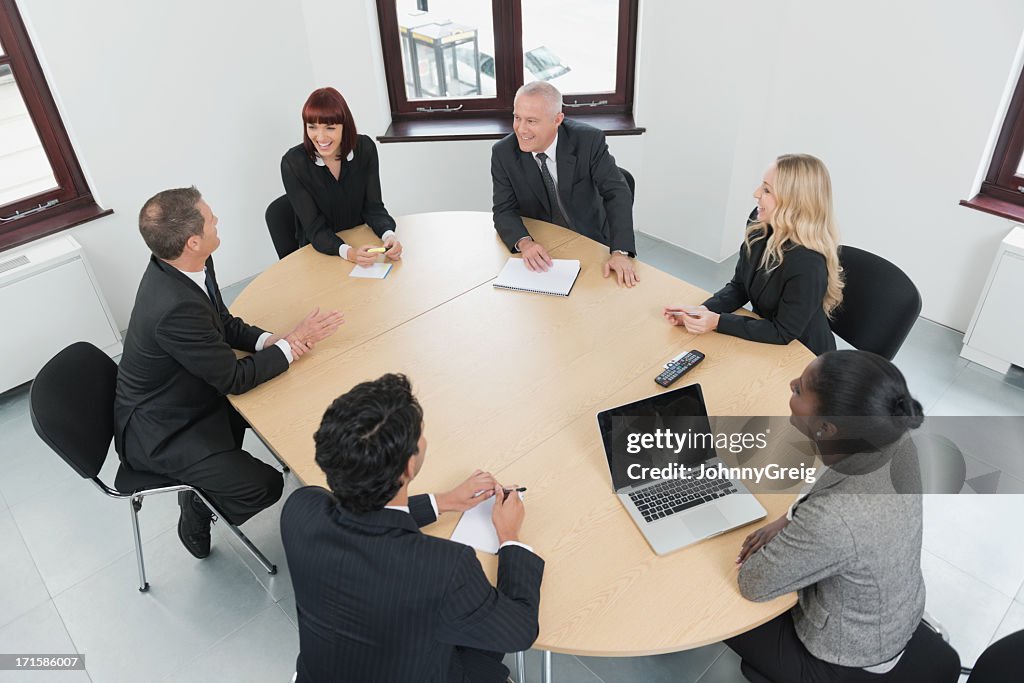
[632,0,1024,331]
[13,0,1024,332]
[18,0,316,328]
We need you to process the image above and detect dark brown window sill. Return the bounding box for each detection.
[960,194,1024,223]
[0,197,112,253]
[377,113,645,143]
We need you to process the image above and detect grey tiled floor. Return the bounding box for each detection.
[1,233,1021,681]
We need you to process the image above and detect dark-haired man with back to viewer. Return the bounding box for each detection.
[281,373,544,683]
[114,186,344,560]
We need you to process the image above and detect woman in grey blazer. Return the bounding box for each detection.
[726,350,960,682]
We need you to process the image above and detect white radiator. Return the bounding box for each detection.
[0,234,122,392]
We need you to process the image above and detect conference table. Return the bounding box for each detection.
[230,211,813,679]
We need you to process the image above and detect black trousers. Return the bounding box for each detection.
[163,409,283,526]
[726,611,960,683]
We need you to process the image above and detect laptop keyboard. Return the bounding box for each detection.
[628,476,738,523]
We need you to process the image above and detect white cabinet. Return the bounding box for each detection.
[961,227,1024,373]
[0,235,122,392]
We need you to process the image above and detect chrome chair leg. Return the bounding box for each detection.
[541,650,552,683]
[128,495,149,592]
[514,651,526,682]
[193,490,277,575]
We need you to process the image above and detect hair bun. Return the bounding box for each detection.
[893,394,924,429]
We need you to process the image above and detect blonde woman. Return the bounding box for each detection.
[664,154,844,355]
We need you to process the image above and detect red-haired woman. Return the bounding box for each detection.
[268,87,401,264]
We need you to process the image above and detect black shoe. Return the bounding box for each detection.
[177,491,214,559]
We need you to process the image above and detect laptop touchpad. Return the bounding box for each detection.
[684,505,730,539]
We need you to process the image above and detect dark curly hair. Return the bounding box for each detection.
[810,350,924,446]
[314,374,423,513]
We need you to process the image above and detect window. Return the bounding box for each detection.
[0,0,107,252]
[375,0,640,140]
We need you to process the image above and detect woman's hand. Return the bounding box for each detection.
[349,245,378,267]
[681,306,718,335]
[383,236,403,260]
[737,515,789,565]
[663,305,694,326]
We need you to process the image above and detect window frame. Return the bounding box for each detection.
[0,0,108,252]
[375,0,640,123]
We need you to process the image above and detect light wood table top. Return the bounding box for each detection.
[230,211,813,656]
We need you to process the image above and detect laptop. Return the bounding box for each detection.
[596,383,766,555]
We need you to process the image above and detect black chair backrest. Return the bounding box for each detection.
[30,341,117,479]
[968,629,1024,681]
[830,245,921,360]
[265,194,300,260]
[618,166,635,200]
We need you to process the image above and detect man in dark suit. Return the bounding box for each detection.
[282,374,544,683]
[491,81,639,287]
[115,186,343,559]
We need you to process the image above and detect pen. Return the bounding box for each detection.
[667,309,702,318]
[472,486,527,498]
[367,247,387,254]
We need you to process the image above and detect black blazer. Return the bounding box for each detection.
[704,224,836,356]
[491,117,635,255]
[281,134,397,256]
[113,256,289,472]
[281,487,544,683]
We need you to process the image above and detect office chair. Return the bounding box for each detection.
[265,194,300,260]
[29,341,278,592]
[830,245,921,360]
[618,166,635,200]
[965,629,1024,681]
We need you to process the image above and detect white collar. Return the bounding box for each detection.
[532,132,558,162]
[314,149,355,166]
[383,505,410,513]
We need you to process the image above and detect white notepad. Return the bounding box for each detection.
[449,492,524,555]
[348,262,392,279]
[493,258,580,296]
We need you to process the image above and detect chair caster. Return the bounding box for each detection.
[139,582,150,593]
[268,564,278,575]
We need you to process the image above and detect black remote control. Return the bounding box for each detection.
[654,350,705,387]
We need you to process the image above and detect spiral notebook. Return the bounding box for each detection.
[493,258,581,296]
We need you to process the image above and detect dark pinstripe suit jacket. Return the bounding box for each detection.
[281,486,544,682]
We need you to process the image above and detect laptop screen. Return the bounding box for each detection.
[596,384,716,491]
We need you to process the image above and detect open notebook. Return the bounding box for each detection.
[493,258,581,296]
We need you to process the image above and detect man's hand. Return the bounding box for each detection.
[383,236,403,260]
[680,306,719,335]
[603,252,639,288]
[435,470,498,513]
[348,245,379,267]
[519,237,553,272]
[284,307,344,357]
[491,483,525,545]
[737,515,789,565]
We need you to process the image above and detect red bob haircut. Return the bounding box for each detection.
[301,87,358,162]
